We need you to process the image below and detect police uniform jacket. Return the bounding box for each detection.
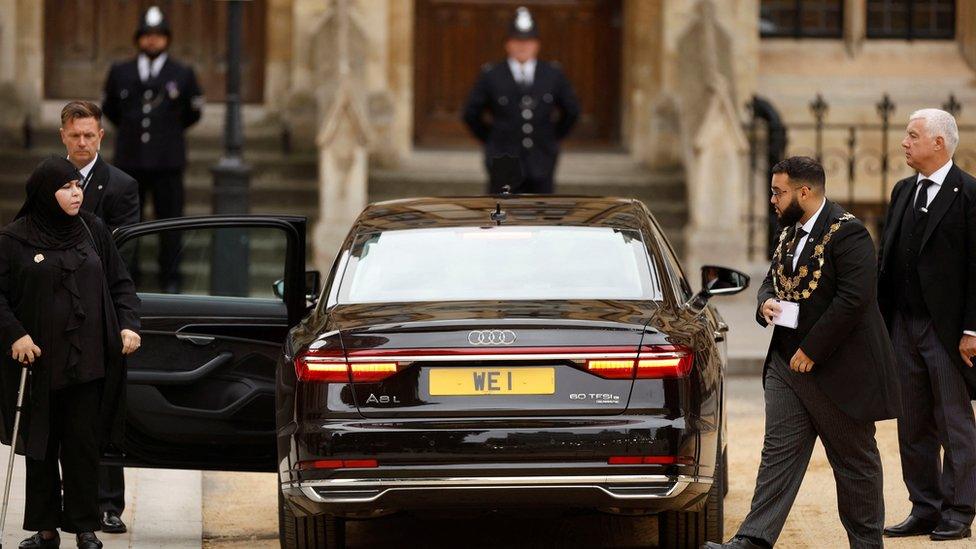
[462,60,580,182]
[102,56,203,172]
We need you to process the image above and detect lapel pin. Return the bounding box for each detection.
[98,185,103,190]
[33,254,44,263]
[954,187,958,192]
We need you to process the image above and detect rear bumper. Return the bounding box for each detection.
[281,472,712,517]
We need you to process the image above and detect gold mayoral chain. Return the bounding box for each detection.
[772,213,855,301]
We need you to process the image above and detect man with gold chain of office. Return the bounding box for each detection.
[707,156,901,549]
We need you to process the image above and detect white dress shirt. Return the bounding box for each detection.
[791,197,827,272]
[138,53,168,82]
[507,58,536,87]
[68,154,98,192]
[913,158,953,211]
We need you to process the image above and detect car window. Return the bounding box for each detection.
[336,226,662,303]
[117,226,289,299]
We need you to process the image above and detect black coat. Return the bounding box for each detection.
[82,156,140,231]
[757,200,902,422]
[0,214,139,459]
[878,163,976,398]
[462,60,580,187]
[102,56,203,172]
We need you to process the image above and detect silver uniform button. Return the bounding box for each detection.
[142,104,151,114]
[523,123,533,134]
[522,109,532,120]
[521,95,532,106]
[498,96,509,106]
[141,132,150,143]
[522,137,533,148]
[143,90,153,100]
[142,118,151,128]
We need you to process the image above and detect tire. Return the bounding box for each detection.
[658,439,725,548]
[279,488,346,548]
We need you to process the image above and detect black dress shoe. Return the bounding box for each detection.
[930,519,972,541]
[75,533,102,549]
[702,536,768,549]
[100,511,127,533]
[19,532,60,549]
[884,515,939,537]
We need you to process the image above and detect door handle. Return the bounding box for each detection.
[176,333,215,346]
[129,351,233,385]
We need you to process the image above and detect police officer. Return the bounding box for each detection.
[102,5,203,294]
[462,6,580,194]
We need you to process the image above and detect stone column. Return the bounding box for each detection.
[310,0,373,272]
[672,0,755,277]
[0,0,41,145]
[843,0,867,57]
[960,0,976,71]
[264,0,294,115]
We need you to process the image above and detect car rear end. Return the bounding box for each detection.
[278,211,720,523]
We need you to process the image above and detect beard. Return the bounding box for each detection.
[140,46,166,60]
[777,196,805,228]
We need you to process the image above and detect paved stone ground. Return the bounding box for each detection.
[0,463,201,549]
[202,377,976,548]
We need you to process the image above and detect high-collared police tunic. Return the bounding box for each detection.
[463,59,580,193]
[102,53,203,172]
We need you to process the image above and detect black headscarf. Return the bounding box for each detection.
[1,156,88,250]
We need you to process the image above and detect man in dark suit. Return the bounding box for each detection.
[708,157,901,549]
[462,6,580,194]
[59,100,138,535]
[102,5,203,293]
[879,108,976,542]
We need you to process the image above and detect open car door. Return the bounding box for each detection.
[111,215,308,472]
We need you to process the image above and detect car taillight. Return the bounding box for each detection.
[295,349,400,383]
[585,345,693,379]
[296,459,378,470]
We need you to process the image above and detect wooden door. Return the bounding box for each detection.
[414,0,622,149]
[44,0,266,103]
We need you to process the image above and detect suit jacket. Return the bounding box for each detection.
[878,163,976,398]
[758,200,902,422]
[462,60,580,187]
[102,55,203,172]
[81,156,139,231]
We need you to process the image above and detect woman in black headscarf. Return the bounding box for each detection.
[0,156,140,549]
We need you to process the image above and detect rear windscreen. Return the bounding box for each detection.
[335,226,662,303]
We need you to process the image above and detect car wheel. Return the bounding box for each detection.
[658,437,725,548]
[279,488,347,548]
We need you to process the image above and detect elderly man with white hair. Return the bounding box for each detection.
[878,108,976,542]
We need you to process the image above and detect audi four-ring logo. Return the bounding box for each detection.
[467,330,517,345]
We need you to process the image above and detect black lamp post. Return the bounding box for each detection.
[211,0,252,296]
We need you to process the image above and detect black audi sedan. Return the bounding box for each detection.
[109,196,747,549]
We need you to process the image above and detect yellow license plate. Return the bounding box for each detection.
[429,367,555,396]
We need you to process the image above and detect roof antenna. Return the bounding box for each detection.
[488,156,521,225]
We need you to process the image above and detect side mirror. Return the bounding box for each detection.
[700,265,750,297]
[272,271,322,303]
[684,265,750,313]
[305,270,321,302]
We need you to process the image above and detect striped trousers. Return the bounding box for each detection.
[736,352,884,548]
[892,311,976,525]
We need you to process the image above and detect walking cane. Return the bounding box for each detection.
[0,363,29,548]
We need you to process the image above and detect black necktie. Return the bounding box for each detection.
[915,179,934,219]
[785,227,808,274]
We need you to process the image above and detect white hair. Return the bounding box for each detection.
[909,108,959,154]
